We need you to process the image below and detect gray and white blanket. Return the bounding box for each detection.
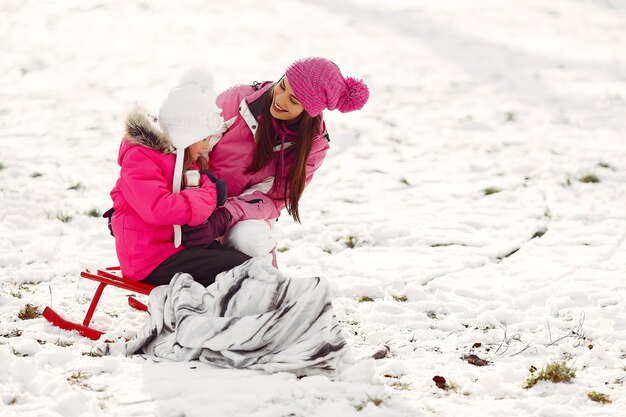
[100,259,347,374]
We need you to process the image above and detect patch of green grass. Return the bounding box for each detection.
[447,381,459,392]
[355,396,383,411]
[339,235,358,249]
[67,182,83,191]
[86,208,101,218]
[476,324,496,332]
[67,371,89,387]
[31,172,43,178]
[505,111,516,122]
[588,391,611,404]
[355,296,374,303]
[1,329,22,338]
[18,283,34,292]
[426,310,438,319]
[82,350,103,357]
[524,360,576,389]
[392,294,408,302]
[579,174,600,183]
[276,247,289,253]
[400,177,410,186]
[596,162,612,169]
[390,382,412,391]
[17,303,41,320]
[55,339,73,348]
[0,162,5,170]
[483,187,502,196]
[56,212,73,223]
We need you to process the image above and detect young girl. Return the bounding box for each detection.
[109,70,249,286]
[181,57,369,261]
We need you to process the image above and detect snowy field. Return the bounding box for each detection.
[1,0,626,416]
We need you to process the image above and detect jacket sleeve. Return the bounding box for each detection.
[216,84,253,121]
[119,147,218,226]
[223,138,329,225]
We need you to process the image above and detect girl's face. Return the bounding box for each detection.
[270,76,304,121]
[188,136,210,162]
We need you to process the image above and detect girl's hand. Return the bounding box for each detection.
[181,207,232,247]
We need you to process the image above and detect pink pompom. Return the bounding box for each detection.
[338,77,369,113]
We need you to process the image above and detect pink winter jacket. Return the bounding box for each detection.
[110,109,218,281]
[211,82,330,225]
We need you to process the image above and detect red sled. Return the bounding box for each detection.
[43,267,156,340]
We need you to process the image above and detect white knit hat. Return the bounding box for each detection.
[158,68,226,247]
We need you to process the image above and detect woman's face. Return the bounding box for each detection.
[270,76,304,121]
[188,136,210,162]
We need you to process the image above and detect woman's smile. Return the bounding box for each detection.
[272,101,287,113]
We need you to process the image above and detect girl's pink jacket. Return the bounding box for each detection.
[110,108,218,281]
[211,82,330,226]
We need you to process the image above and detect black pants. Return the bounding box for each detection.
[142,242,250,287]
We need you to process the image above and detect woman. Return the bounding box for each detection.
[182,57,369,260]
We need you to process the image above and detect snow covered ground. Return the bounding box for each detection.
[1,0,626,415]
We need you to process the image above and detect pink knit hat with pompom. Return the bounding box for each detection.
[285,57,369,117]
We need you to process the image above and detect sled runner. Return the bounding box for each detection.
[42,267,156,340]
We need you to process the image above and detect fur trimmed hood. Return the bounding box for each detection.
[124,106,173,154]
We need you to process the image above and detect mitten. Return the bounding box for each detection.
[181,207,232,247]
[102,207,115,237]
[202,170,228,206]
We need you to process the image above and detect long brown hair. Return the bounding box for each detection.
[246,85,322,223]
